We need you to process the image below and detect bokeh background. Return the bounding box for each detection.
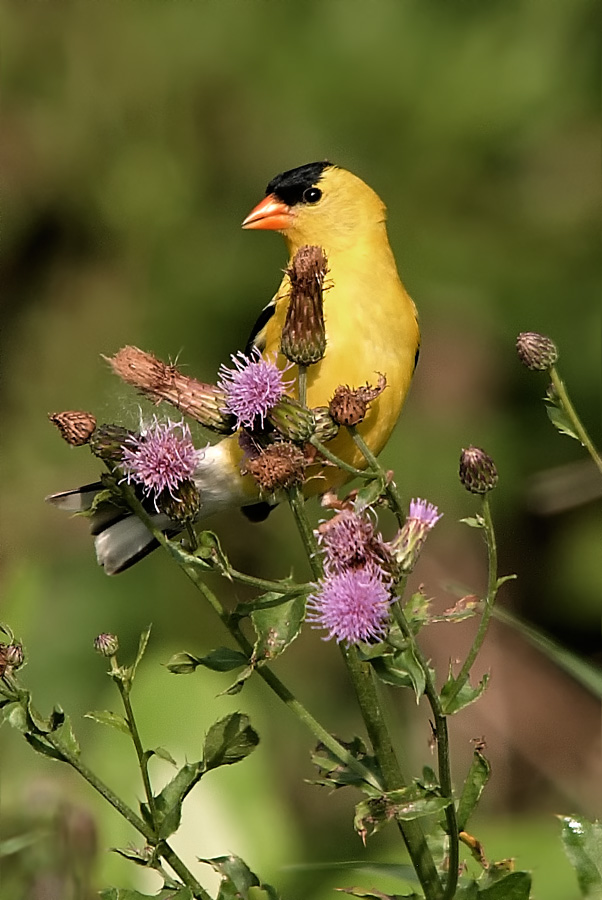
[1,1,600,898]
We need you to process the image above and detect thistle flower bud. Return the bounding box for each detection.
[94,633,119,657]
[281,245,328,365]
[157,478,201,524]
[312,406,339,442]
[49,411,97,446]
[516,332,558,371]
[90,424,135,463]
[459,446,498,494]
[243,442,307,493]
[389,499,442,574]
[329,375,387,427]
[4,643,24,670]
[267,396,315,442]
[107,346,235,433]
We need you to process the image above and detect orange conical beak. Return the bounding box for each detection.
[241,193,293,231]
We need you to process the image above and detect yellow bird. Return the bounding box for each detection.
[48,162,420,573]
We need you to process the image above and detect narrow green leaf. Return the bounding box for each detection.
[310,736,379,790]
[354,478,386,510]
[85,709,130,736]
[166,647,248,675]
[560,815,602,899]
[251,593,306,662]
[440,672,489,715]
[6,703,30,734]
[131,624,152,679]
[203,713,259,771]
[152,760,205,839]
[149,746,177,767]
[100,890,191,899]
[222,665,255,695]
[202,853,280,899]
[55,714,80,757]
[460,516,485,529]
[456,750,491,831]
[403,591,432,634]
[545,402,580,442]
[372,647,428,701]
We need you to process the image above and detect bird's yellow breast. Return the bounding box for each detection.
[264,227,419,492]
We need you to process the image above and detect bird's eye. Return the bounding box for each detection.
[303,187,322,204]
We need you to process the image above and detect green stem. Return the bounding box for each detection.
[42,730,210,900]
[445,494,498,706]
[393,604,459,899]
[310,435,372,479]
[298,364,308,406]
[284,486,443,899]
[111,658,158,830]
[550,366,602,476]
[349,426,406,523]
[344,646,444,900]
[225,566,304,595]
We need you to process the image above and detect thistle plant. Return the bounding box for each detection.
[2,265,600,900]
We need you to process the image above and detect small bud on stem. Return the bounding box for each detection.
[516,332,558,371]
[459,447,498,494]
[329,375,387,427]
[281,245,328,366]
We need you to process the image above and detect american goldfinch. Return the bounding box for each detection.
[48,162,420,573]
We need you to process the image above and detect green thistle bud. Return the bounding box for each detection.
[158,478,201,524]
[459,446,498,494]
[267,396,315,442]
[90,424,135,463]
[516,332,558,371]
[94,633,119,657]
[312,406,339,442]
[281,245,328,366]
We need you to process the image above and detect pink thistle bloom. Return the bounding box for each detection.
[389,498,442,574]
[317,508,391,577]
[217,350,292,430]
[120,417,201,510]
[306,567,393,645]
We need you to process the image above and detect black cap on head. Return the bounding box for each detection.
[266,161,331,206]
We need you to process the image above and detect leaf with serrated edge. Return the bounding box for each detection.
[440,671,489,715]
[85,710,130,736]
[456,751,491,831]
[252,593,305,662]
[203,713,259,771]
[131,624,152,679]
[545,402,580,442]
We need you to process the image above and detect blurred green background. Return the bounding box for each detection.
[1,0,600,897]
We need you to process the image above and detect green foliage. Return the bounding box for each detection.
[560,816,602,899]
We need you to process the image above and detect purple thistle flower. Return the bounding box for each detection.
[317,508,391,576]
[306,567,393,645]
[389,497,442,574]
[120,417,201,511]
[217,350,292,430]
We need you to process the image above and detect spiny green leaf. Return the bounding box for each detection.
[131,624,152,678]
[167,647,248,674]
[310,736,379,791]
[559,815,602,898]
[85,709,130,736]
[456,750,491,831]
[222,664,255,695]
[251,592,306,662]
[151,760,205,839]
[545,401,580,442]
[203,712,259,771]
[440,671,489,715]
[372,647,429,701]
[354,478,386,510]
[148,745,177,767]
[460,516,485,529]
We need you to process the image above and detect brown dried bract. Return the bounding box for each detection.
[243,442,307,493]
[49,411,97,446]
[328,374,387,426]
[281,245,328,366]
[107,346,234,434]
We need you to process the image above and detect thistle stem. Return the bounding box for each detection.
[550,366,602,476]
[110,657,158,829]
[445,494,498,706]
[393,604,459,899]
[349,426,406,523]
[297,364,308,406]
